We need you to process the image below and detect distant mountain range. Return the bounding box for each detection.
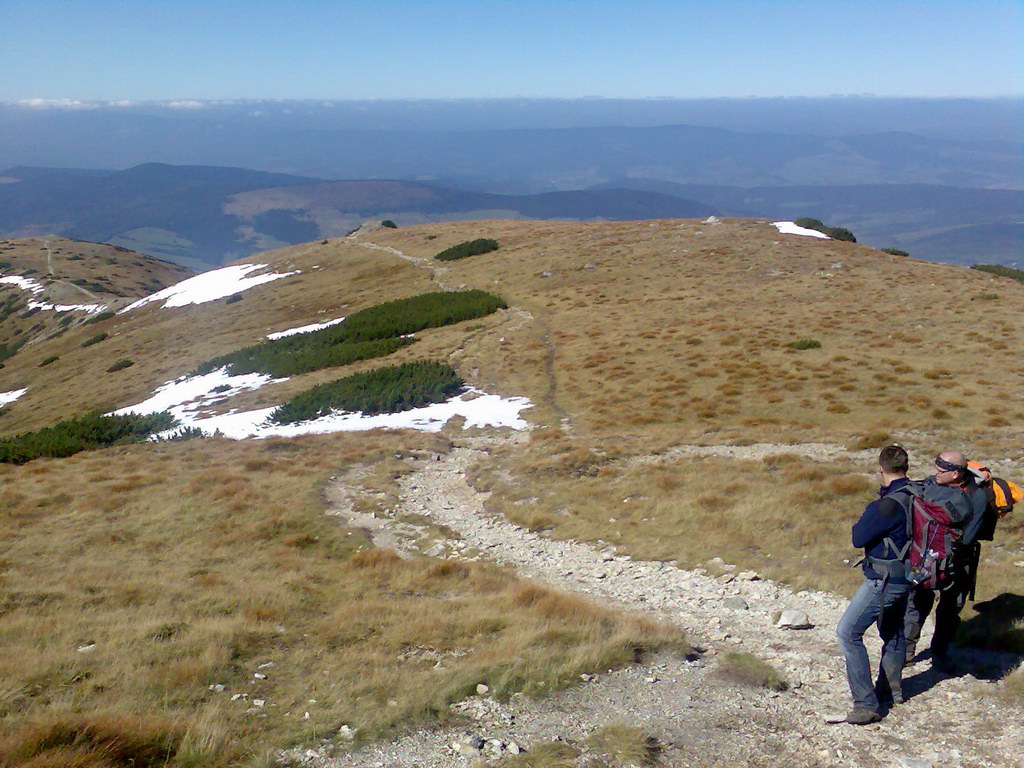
[1,162,1020,269]
[0,165,719,269]
[1,105,1020,192]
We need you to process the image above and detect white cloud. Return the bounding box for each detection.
[16,98,98,110]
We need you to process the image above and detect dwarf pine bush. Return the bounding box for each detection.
[270,361,463,424]
[0,411,176,464]
[435,238,499,261]
[81,332,108,347]
[794,217,857,243]
[882,247,909,257]
[194,290,506,378]
[107,358,135,372]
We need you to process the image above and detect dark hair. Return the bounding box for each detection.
[879,444,909,474]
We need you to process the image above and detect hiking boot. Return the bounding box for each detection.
[904,642,918,664]
[845,707,882,725]
[932,654,956,675]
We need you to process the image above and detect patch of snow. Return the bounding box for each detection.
[111,365,533,440]
[119,264,299,313]
[110,369,284,421]
[771,221,830,239]
[159,389,534,440]
[28,300,108,313]
[267,317,346,340]
[0,388,27,406]
[0,275,45,294]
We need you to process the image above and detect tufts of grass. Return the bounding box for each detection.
[788,339,821,350]
[0,432,684,764]
[714,652,788,691]
[584,723,660,766]
[38,355,59,367]
[0,713,184,768]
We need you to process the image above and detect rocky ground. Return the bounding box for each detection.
[284,434,1022,768]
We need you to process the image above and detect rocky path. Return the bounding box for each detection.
[320,435,1022,768]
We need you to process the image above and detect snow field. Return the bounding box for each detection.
[771,221,831,239]
[119,264,299,312]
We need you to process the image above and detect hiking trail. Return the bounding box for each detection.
[308,432,1023,768]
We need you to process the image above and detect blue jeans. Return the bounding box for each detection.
[837,578,911,711]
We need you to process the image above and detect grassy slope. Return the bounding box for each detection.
[1,219,1022,762]
[0,237,193,364]
[0,433,681,767]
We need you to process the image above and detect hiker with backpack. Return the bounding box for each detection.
[836,445,916,724]
[903,451,997,672]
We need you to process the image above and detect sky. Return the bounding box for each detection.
[1,0,1021,101]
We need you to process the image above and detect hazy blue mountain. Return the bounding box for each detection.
[1,106,1019,192]
[2,97,1020,140]
[0,165,718,269]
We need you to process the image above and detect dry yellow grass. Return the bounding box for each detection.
[1,217,1022,758]
[0,432,683,767]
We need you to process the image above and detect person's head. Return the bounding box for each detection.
[878,444,909,481]
[934,450,967,486]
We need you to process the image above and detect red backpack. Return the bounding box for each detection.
[886,481,971,590]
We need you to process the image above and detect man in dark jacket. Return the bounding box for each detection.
[903,450,988,672]
[836,445,914,724]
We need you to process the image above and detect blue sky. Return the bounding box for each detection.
[2,0,1021,100]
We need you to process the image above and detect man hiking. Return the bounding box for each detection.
[903,450,988,672]
[837,445,914,724]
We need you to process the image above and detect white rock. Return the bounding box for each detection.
[338,724,356,739]
[208,684,225,692]
[737,570,760,581]
[253,699,265,707]
[776,610,813,630]
[507,741,522,755]
[253,672,268,680]
[77,644,96,653]
[476,683,490,695]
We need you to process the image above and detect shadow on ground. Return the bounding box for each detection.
[904,592,1024,696]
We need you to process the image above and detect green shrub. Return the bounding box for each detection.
[794,217,857,242]
[271,361,463,424]
[881,247,909,257]
[194,290,506,378]
[39,355,59,367]
[794,217,824,230]
[381,220,398,228]
[225,293,243,304]
[435,238,499,261]
[788,339,822,350]
[85,310,116,325]
[81,332,108,348]
[972,264,1024,284]
[0,411,176,464]
[107,358,135,372]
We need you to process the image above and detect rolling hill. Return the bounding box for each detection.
[0,165,719,269]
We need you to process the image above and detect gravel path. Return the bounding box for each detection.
[314,435,1022,768]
